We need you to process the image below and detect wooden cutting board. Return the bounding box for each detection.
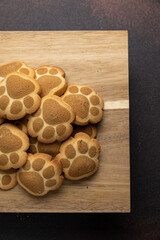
[0,31,130,212]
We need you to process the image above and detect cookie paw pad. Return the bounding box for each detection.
[17,153,63,196]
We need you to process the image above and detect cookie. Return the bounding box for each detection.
[0,61,35,82]
[6,116,28,134]
[62,85,104,125]
[8,117,28,135]
[17,153,64,196]
[27,95,75,143]
[0,118,4,124]
[0,169,17,190]
[72,124,97,138]
[0,72,41,120]
[56,132,101,180]
[28,137,61,158]
[35,66,67,97]
[0,123,29,170]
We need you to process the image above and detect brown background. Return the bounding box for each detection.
[0,0,159,239]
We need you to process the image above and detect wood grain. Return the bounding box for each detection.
[0,31,130,212]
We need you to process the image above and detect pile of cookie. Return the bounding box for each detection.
[0,61,104,196]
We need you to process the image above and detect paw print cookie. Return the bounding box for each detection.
[35,66,67,97]
[28,137,61,158]
[62,85,104,125]
[0,123,29,170]
[0,72,41,120]
[0,169,17,190]
[27,95,75,143]
[0,61,35,82]
[17,153,64,196]
[56,132,101,180]
[72,124,97,138]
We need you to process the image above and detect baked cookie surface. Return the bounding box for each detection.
[17,153,63,196]
[0,169,17,190]
[11,117,28,135]
[0,61,35,82]
[28,137,61,158]
[56,132,101,180]
[35,66,67,97]
[27,95,75,143]
[0,118,4,125]
[0,72,41,120]
[62,85,104,125]
[0,123,29,170]
[72,124,97,138]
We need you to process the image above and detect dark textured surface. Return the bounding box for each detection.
[0,0,160,239]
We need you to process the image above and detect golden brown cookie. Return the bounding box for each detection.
[35,66,67,97]
[0,123,29,170]
[56,132,101,180]
[0,72,41,120]
[0,169,17,190]
[62,85,104,125]
[11,117,28,135]
[27,95,75,143]
[54,66,65,77]
[72,124,97,138]
[28,137,61,158]
[0,61,35,82]
[0,118,4,124]
[17,153,63,196]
